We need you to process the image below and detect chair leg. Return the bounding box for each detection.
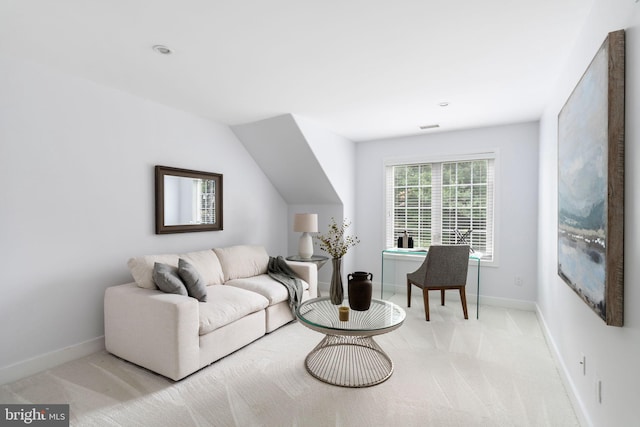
[407,280,412,307]
[459,287,469,319]
[440,289,445,306]
[422,288,430,321]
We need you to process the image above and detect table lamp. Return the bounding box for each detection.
[294,213,318,259]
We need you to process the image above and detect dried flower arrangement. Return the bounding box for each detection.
[315,217,360,259]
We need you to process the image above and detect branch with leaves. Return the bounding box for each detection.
[315,217,360,259]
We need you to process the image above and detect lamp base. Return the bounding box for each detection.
[298,232,313,259]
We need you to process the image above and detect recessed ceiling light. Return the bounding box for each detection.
[152,45,173,55]
[439,102,450,107]
[419,124,440,130]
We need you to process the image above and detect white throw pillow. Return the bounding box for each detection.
[213,245,269,282]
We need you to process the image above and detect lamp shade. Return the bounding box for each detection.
[293,213,318,232]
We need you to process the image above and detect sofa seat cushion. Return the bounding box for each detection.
[198,286,269,335]
[226,274,309,305]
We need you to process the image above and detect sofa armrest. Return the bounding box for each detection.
[104,283,200,381]
[285,261,318,299]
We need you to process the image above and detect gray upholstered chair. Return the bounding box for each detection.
[406,245,470,321]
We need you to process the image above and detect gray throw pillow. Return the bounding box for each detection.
[152,262,188,296]
[178,258,208,302]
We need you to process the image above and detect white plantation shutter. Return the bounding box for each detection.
[385,153,495,262]
[194,178,216,224]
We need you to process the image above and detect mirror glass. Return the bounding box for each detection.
[155,166,223,234]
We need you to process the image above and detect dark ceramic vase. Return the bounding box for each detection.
[329,258,344,305]
[348,271,373,311]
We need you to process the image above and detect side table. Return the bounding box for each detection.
[286,255,329,296]
[286,254,329,269]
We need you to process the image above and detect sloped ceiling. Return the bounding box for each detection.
[232,115,341,204]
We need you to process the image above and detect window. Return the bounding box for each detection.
[196,179,217,224]
[385,154,495,261]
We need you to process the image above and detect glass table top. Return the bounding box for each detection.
[286,255,329,263]
[296,297,406,334]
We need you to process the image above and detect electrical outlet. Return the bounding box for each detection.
[580,353,586,375]
[514,276,523,286]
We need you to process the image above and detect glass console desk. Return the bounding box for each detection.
[381,248,482,319]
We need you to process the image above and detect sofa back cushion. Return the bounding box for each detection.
[128,249,224,289]
[181,250,225,286]
[213,245,269,282]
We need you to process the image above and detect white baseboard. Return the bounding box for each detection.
[535,305,590,427]
[0,336,105,386]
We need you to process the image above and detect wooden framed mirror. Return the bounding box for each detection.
[155,165,223,234]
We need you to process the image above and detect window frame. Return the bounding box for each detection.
[383,151,499,266]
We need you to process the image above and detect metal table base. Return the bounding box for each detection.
[304,334,393,388]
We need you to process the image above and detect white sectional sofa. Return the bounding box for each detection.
[104,245,317,381]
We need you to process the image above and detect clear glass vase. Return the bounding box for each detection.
[330,258,344,305]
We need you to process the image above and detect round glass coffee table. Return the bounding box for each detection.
[296,297,406,388]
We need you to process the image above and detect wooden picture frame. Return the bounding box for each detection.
[557,30,625,326]
[155,165,223,234]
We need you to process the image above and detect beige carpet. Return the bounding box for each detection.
[0,294,579,426]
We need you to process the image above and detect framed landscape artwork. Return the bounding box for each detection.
[557,30,625,326]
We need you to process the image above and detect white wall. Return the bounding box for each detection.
[355,122,539,304]
[287,204,343,290]
[231,113,356,292]
[0,56,288,383]
[537,1,640,426]
[294,115,357,220]
[293,116,358,284]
